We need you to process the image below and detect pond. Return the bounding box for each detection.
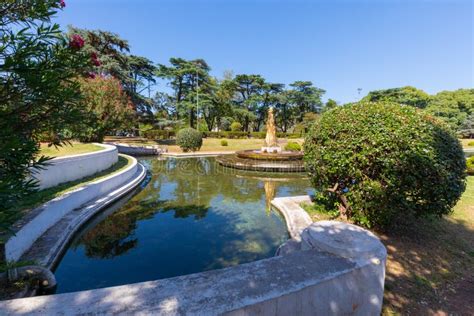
[53,157,312,293]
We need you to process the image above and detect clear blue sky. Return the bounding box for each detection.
[54,0,473,103]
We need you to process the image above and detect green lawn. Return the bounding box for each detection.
[104,136,304,153]
[40,142,103,157]
[13,155,132,215]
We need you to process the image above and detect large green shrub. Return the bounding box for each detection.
[304,101,466,228]
[176,128,203,152]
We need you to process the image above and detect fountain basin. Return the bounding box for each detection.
[236,150,303,161]
[217,150,305,172]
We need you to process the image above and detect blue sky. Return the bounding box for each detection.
[54,0,473,103]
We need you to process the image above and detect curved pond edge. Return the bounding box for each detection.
[4,154,146,264]
[0,194,387,315]
[32,143,118,190]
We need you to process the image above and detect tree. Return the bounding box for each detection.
[288,81,325,122]
[68,27,156,117]
[74,76,135,142]
[323,98,338,112]
[425,89,474,130]
[232,74,265,131]
[362,86,431,109]
[157,58,211,128]
[0,0,90,234]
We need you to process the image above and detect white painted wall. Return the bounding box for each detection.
[32,143,118,190]
[6,156,139,262]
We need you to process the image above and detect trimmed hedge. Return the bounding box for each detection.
[176,128,203,152]
[285,141,302,151]
[143,129,175,140]
[220,139,228,146]
[304,101,466,228]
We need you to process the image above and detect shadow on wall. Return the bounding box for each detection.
[380,214,474,314]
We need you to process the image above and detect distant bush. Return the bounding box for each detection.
[304,101,466,228]
[468,141,474,147]
[285,142,302,151]
[467,157,474,175]
[176,128,203,152]
[220,139,228,146]
[230,122,243,132]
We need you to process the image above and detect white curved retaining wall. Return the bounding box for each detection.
[32,143,118,190]
[5,155,140,262]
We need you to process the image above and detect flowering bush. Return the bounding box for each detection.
[304,101,466,228]
[69,34,85,50]
[75,76,134,142]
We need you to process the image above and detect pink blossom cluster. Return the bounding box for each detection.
[59,0,66,8]
[69,34,84,50]
[90,52,101,67]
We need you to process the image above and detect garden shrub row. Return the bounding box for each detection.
[143,129,302,140]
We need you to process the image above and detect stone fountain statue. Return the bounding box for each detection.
[262,107,281,153]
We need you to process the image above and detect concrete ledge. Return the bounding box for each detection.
[5,155,144,262]
[271,196,313,241]
[106,142,165,156]
[32,143,117,190]
[163,151,235,158]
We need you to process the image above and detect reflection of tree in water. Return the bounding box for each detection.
[76,158,310,259]
[77,197,209,259]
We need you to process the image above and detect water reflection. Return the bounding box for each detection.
[54,157,312,293]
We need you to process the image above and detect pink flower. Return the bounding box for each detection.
[90,52,101,66]
[59,0,66,8]
[87,72,96,79]
[69,34,84,50]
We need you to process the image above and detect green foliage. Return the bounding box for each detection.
[0,0,90,236]
[425,89,474,130]
[220,140,228,146]
[143,129,175,140]
[466,157,474,175]
[284,142,302,151]
[250,132,266,139]
[74,76,134,142]
[363,86,431,109]
[304,101,466,228]
[223,131,248,139]
[176,128,203,152]
[230,121,243,131]
[468,141,474,147]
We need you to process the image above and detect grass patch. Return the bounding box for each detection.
[13,155,132,215]
[104,136,305,153]
[40,142,103,157]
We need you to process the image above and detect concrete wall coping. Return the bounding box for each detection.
[43,143,115,161]
[32,143,118,190]
[271,195,313,241]
[4,154,145,262]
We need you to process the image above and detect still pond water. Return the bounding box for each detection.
[54,157,312,293]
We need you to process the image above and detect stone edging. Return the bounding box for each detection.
[4,155,146,263]
[105,142,165,156]
[271,195,313,241]
[163,151,235,158]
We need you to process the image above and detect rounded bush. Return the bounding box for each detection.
[304,101,466,228]
[285,141,302,151]
[467,156,474,175]
[230,122,243,132]
[176,128,203,152]
[221,139,228,146]
[468,141,474,147]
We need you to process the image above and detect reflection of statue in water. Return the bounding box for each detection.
[262,107,281,153]
[264,180,276,213]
